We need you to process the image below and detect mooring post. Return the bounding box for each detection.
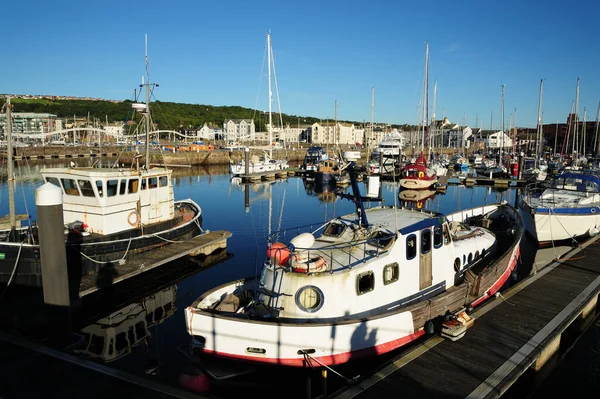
[244,183,250,212]
[245,147,250,177]
[36,182,72,345]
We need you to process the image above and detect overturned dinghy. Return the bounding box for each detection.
[185,151,523,367]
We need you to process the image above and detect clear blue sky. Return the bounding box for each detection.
[1,0,598,129]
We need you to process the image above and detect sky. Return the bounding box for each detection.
[1,0,599,129]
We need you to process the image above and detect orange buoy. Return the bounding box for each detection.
[266,242,290,265]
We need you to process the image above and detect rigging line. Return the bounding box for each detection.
[252,36,269,124]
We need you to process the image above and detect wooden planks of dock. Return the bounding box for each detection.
[331,236,600,399]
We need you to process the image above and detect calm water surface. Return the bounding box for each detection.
[2,160,569,398]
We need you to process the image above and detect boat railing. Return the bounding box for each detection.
[522,181,597,208]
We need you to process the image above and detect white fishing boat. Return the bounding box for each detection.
[520,171,600,245]
[0,38,204,287]
[229,32,289,176]
[185,151,523,367]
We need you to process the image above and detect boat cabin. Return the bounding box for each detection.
[41,166,174,235]
[550,172,600,193]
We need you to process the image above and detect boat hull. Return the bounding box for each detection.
[0,199,203,287]
[230,160,289,176]
[399,177,437,190]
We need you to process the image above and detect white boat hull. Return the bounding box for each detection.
[399,177,437,190]
[230,160,289,176]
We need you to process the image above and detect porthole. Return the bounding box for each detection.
[296,285,324,313]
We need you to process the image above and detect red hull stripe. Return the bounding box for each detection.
[194,329,426,367]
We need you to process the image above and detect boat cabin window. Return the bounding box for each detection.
[323,222,346,237]
[119,179,127,195]
[46,177,60,188]
[141,178,147,190]
[433,225,443,249]
[148,177,158,189]
[383,262,399,285]
[95,180,104,197]
[421,229,431,255]
[295,285,324,313]
[61,178,80,196]
[78,180,95,197]
[356,271,375,295]
[128,179,139,194]
[406,234,417,260]
[368,230,396,249]
[106,180,118,197]
[159,176,168,187]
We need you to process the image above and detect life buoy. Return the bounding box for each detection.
[292,256,327,273]
[418,171,425,179]
[417,201,423,209]
[128,211,140,226]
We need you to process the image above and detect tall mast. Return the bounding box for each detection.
[535,79,543,168]
[422,42,429,155]
[144,34,151,169]
[4,97,16,229]
[370,85,374,154]
[573,77,580,158]
[512,109,517,155]
[432,80,437,152]
[267,31,273,158]
[594,101,600,155]
[582,107,587,157]
[500,84,505,167]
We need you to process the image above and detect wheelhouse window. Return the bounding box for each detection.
[434,225,443,249]
[95,180,104,197]
[406,234,417,260]
[106,180,118,197]
[421,229,431,254]
[46,177,60,188]
[159,176,168,187]
[357,271,375,295]
[148,177,158,189]
[61,178,80,196]
[141,178,147,190]
[128,179,139,194]
[323,222,346,237]
[383,262,399,285]
[78,180,95,197]
[119,179,127,195]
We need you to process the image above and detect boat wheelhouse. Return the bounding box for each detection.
[301,146,329,172]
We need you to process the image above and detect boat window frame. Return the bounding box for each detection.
[141,178,147,190]
[128,178,139,194]
[159,175,168,187]
[383,262,399,285]
[323,222,347,238]
[356,270,375,295]
[106,179,119,197]
[45,177,61,189]
[95,180,104,198]
[77,179,96,198]
[61,178,80,196]
[406,234,417,260]
[433,225,443,249]
[148,177,158,189]
[119,179,127,195]
[421,229,432,255]
[295,285,324,313]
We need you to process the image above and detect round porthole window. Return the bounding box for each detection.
[296,285,324,313]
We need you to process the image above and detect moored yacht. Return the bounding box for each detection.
[185,151,523,367]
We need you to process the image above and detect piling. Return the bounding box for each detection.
[244,147,250,176]
[36,182,73,346]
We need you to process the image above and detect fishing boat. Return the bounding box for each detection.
[301,146,329,172]
[0,39,204,287]
[229,32,289,176]
[185,151,523,367]
[520,171,600,246]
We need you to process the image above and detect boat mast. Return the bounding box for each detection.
[573,77,580,159]
[370,85,374,154]
[267,32,273,158]
[594,101,600,155]
[144,34,151,170]
[432,79,437,156]
[535,79,543,169]
[422,42,429,157]
[3,97,16,230]
[500,84,505,168]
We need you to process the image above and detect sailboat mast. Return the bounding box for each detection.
[144,34,151,170]
[594,101,600,155]
[370,85,374,153]
[432,79,437,153]
[573,77,580,158]
[5,97,16,229]
[535,79,543,169]
[267,32,273,158]
[422,42,429,155]
[500,84,505,167]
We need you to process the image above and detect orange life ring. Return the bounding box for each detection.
[417,201,423,209]
[292,256,327,273]
[418,171,425,178]
[127,211,140,226]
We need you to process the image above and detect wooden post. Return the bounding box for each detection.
[245,147,250,176]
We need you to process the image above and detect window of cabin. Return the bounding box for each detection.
[141,178,147,190]
[148,177,158,189]
[443,223,451,245]
[95,180,104,197]
[46,177,61,188]
[406,234,417,260]
[106,180,118,197]
[128,179,139,194]
[119,179,127,195]
[323,222,346,237]
[383,262,399,285]
[78,180,95,197]
[421,229,431,255]
[159,176,168,187]
[434,225,443,249]
[61,178,80,196]
[357,271,375,295]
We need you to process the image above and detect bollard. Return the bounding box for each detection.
[36,182,73,345]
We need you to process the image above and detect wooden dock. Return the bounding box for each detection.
[331,236,600,399]
[79,230,232,296]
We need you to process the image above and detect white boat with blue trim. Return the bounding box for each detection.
[520,171,600,245]
[185,151,522,367]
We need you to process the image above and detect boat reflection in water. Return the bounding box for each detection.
[305,177,340,203]
[398,189,437,210]
[75,285,177,366]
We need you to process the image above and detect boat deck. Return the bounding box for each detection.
[331,236,600,399]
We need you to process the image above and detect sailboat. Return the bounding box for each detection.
[400,42,438,190]
[229,32,289,176]
[522,79,548,182]
[185,150,523,367]
[0,36,204,287]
